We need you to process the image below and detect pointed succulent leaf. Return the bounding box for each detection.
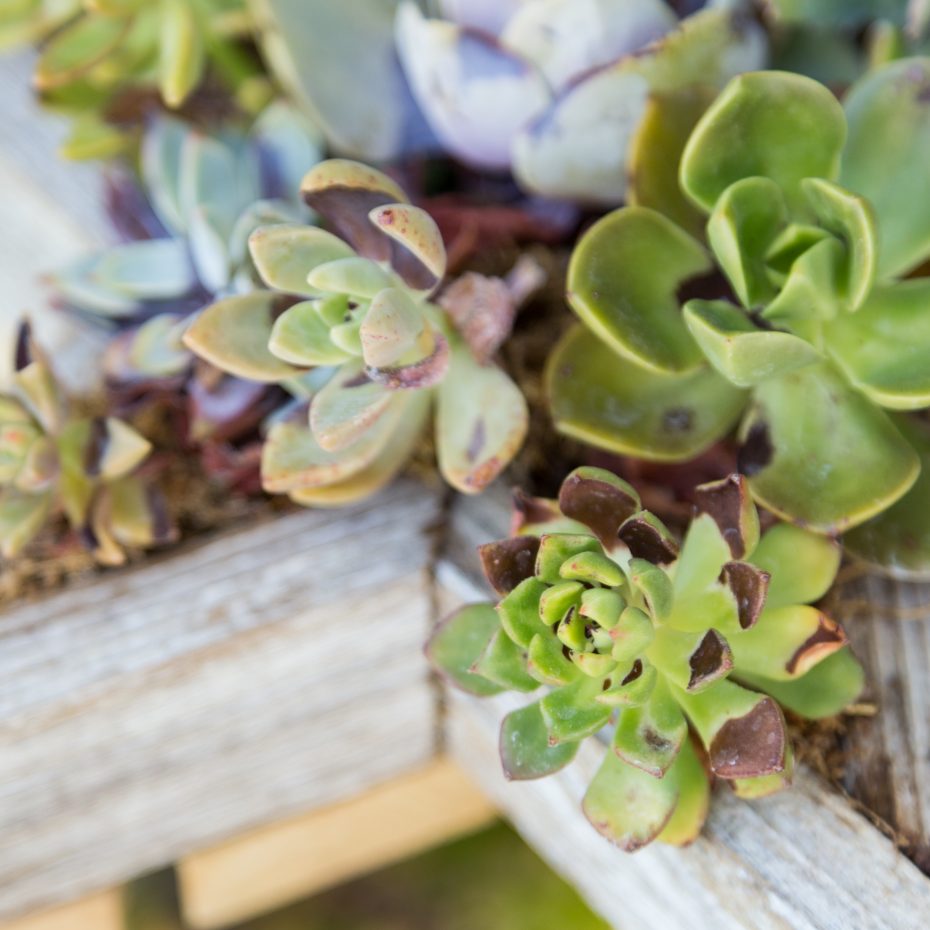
[567,207,709,375]
[596,660,658,707]
[105,477,175,548]
[140,114,187,233]
[535,534,602,585]
[359,287,425,369]
[124,314,190,378]
[731,744,795,800]
[628,559,674,621]
[495,577,547,648]
[680,71,846,214]
[613,678,688,777]
[369,203,446,294]
[547,325,747,461]
[540,676,612,743]
[426,604,506,697]
[310,362,393,452]
[269,297,353,367]
[628,88,711,240]
[617,511,679,565]
[395,2,550,170]
[512,67,650,204]
[708,177,787,308]
[825,280,930,411]
[677,679,788,779]
[250,225,355,296]
[436,346,528,494]
[183,293,304,382]
[694,473,760,560]
[178,132,241,238]
[251,101,325,202]
[654,736,711,845]
[801,178,876,312]
[739,365,920,532]
[0,491,52,558]
[48,257,138,319]
[527,631,583,687]
[684,300,821,389]
[571,651,618,679]
[738,648,865,720]
[34,12,129,89]
[472,630,538,692]
[481,541,542,600]
[649,627,733,693]
[750,522,841,608]
[582,748,678,851]
[579,588,626,630]
[840,57,930,278]
[287,391,430,506]
[672,514,732,606]
[501,0,675,91]
[730,604,847,681]
[14,361,64,434]
[720,561,770,630]
[92,239,195,301]
[89,418,152,480]
[557,466,640,550]
[159,0,205,108]
[500,701,580,781]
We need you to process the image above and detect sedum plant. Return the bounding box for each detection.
[50,102,321,440]
[252,0,764,204]
[548,61,930,574]
[428,467,863,849]
[8,0,267,159]
[0,333,172,563]
[183,159,530,505]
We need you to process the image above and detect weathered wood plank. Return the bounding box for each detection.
[177,758,497,930]
[838,573,930,870]
[0,481,442,922]
[0,891,122,930]
[438,495,930,930]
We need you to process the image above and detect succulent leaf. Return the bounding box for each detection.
[426,604,506,697]
[613,678,688,777]
[269,298,353,367]
[250,225,354,296]
[473,630,539,692]
[500,701,580,781]
[159,0,205,108]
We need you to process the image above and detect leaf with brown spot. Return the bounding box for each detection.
[478,537,540,596]
[694,473,759,560]
[558,466,641,550]
[720,561,769,629]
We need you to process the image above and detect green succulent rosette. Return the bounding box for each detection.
[182,159,530,506]
[9,0,268,160]
[0,335,173,563]
[428,467,863,849]
[548,62,930,575]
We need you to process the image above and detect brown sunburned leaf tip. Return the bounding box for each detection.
[510,488,562,535]
[785,614,847,676]
[694,473,752,558]
[558,473,639,548]
[478,536,541,595]
[617,517,679,564]
[721,561,770,629]
[687,630,733,690]
[709,697,786,779]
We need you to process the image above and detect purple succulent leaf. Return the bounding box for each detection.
[438,0,529,35]
[478,536,541,594]
[365,331,451,390]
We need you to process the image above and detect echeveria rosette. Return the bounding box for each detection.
[0,339,173,564]
[428,467,863,849]
[393,0,766,204]
[50,103,322,440]
[548,63,930,573]
[182,159,529,506]
[20,0,268,160]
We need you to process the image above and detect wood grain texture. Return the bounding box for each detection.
[439,494,930,930]
[838,573,930,871]
[0,481,442,922]
[177,758,497,930]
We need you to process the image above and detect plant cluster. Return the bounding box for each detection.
[429,467,863,849]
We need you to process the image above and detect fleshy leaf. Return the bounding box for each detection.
[693,473,760,561]
[567,207,709,374]
[557,466,641,549]
[613,678,688,777]
[738,364,920,532]
[249,225,354,296]
[582,748,678,850]
[368,203,446,293]
[159,0,205,108]
[183,293,304,382]
[654,737,711,846]
[480,541,541,599]
[269,297,353,367]
[825,279,930,411]
[547,325,747,462]
[684,300,821,389]
[0,491,52,558]
[500,701,580,781]
[472,630,539,692]
[34,12,128,89]
[91,239,195,301]
[750,522,841,609]
[309,362,394,452]
[359,288,425,369]
[436,346,528,494]
[540,677,612,743]
[840,57,930,277]
[680,70,846,214]
[426,604,506,697]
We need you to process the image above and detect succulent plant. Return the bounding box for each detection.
[183,159,532,505]
[11,0,267,159]
[428,467,863,849]
[0,333,172,563]
[251,0,764,204]
[547,62,930,574]
[50,102,321,440]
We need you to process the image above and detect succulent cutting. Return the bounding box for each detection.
[0,333,172,563]
[429,466,863,848]
[548,61,930,574]
[183,158,532,505]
